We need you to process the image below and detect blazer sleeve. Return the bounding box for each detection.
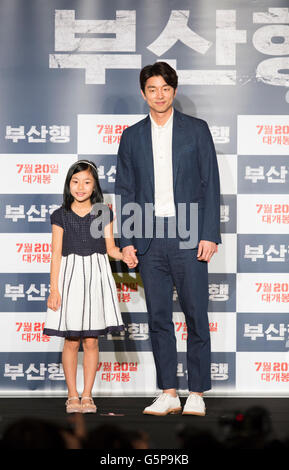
[115,128,136,249]
[197,121,222,245]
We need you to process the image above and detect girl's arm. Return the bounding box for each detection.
[104,221,123,260]
[47,224,63,311]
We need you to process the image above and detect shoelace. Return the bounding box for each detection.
[152,393,173,403]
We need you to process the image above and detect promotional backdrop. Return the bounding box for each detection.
[0,0,289,396]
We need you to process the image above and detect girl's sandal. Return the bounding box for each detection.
[81,396,97,414]
[65,396,82,413]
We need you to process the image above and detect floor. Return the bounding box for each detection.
[0,396,289,449]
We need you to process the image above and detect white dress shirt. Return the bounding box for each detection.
[150,109,176,217]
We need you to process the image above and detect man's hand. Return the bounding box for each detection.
[197,240,218,263]
[122,245,138,269]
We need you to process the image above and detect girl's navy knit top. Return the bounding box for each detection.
[50,204,114,256]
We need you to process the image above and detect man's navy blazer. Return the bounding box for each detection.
[115,108,221,255]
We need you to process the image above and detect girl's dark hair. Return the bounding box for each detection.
[63,160,103,210]
[140,62,178,93]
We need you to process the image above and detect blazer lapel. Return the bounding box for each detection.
[139,115,154,194]
[139,109,185,197]
[172,109,185,190]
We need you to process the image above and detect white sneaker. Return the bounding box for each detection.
[143,393,182,416]
[182,394,206,416]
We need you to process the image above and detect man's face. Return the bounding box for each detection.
[141,75,176,114]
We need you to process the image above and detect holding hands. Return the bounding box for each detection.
[121,241,217,268]
[122,245,138,269]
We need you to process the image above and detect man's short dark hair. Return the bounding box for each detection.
[140,62,178,93]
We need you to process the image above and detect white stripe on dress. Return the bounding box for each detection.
[44,252,123,336]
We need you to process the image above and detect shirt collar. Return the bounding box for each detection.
[150,108,174,129]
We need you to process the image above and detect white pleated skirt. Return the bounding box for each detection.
[43,253,124,338]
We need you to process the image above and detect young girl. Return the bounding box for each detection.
[44,160,136,413]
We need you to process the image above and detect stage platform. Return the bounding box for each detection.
[0,397,289,449]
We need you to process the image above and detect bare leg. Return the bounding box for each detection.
[164,388,178,397]
[62,337,81,401]
[82,337,99,398]
[164,389,203,397]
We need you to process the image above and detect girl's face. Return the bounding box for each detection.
[69,169,95,204]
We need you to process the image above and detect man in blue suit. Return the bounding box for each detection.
[115,62,221,416]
